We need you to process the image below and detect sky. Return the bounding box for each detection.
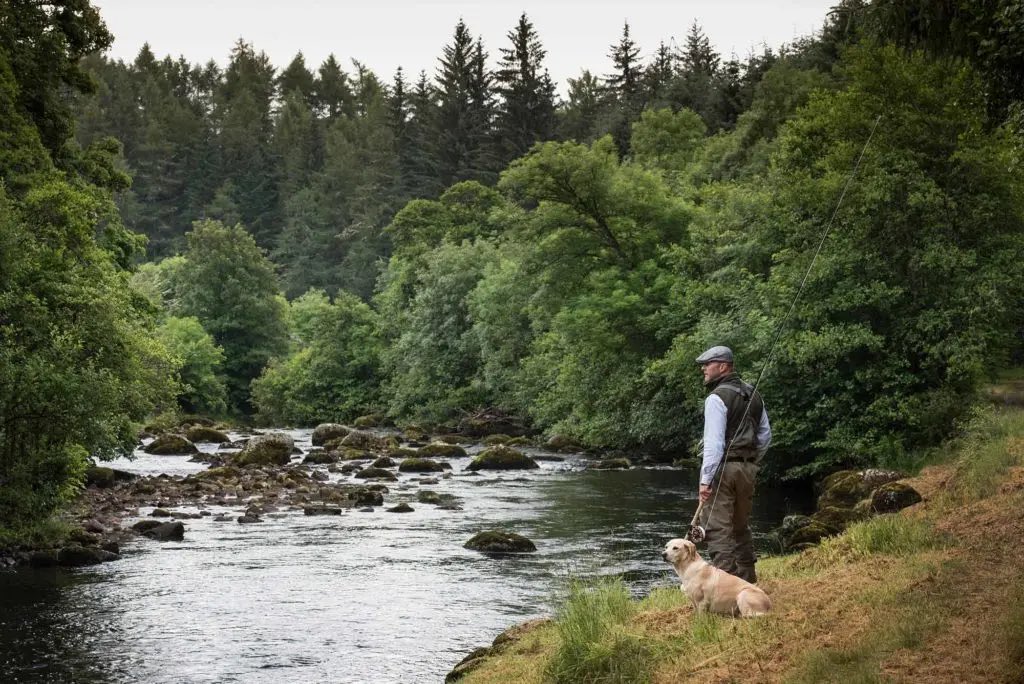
[93,1,838,90]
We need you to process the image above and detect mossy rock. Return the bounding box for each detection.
[853,498,874,518]
[353,413,387,428]
[588,457,631,470]
[783,522,833,549]
[335,446,373,461]
[387,503,414,513]
[398,458,449,473]
[467,445,539,471]
[505,436,533,447]
[185,426,230,443]
[232,433,294,467]
[311,423,350,446]
[84,466,135,488]
[340,430,394,452]
[870,482,922,513]
[445,647,492,682]
[144,434,198,455]
[818,469,905,509]
[418,490,459,506]
[544,434,584,453]
[350,488,384,506]
[303,450,338,465]
[482,434,512,446]
[433,433,476,445]
[354,467,398,481]
[386,447,421,459]
[399,426,430,442]
[779,514,813,540]
[179,415,215,427]
[811,505,868,534]
[370,456,396,469]
[418,442,468,459]
[464,530,537,553]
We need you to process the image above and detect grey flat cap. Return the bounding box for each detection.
[695,345,734,365]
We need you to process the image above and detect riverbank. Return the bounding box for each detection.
[454,402,1024,683]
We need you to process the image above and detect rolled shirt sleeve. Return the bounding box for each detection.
[757,408,772,457]
[701,394,727,486]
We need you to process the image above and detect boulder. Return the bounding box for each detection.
[179,415,215,427]
[351,489,384,506]
[870,482,922,513]
[304,506,344,516]
[185,426,230,443]
[150,508,173,518]
[783,522,833,549]
[434,433,476,445]
[311,423,350,446]
[458,411,528,437]
[370,456,397,469]
[811,505,867,534]
[232,433,294,467]
[465,530,537,553]
[354,467,398,481]
[29,550,60,568]
[818,469,905,509]
[353,413,387,428]
[399,426,430,442]
[778,514,813,541]
[386,447,420,460]
[303,450,338,465]
[544,434,583,453]
[467,445,539,471]
[588,458,631,470]
[133,520,185,541]
[387,503,414,513]
[84,466,136,488]
[482,434,512,446]
[418,490,459,506]
[398,458,449,473]
[445,647,492,683]
[417,443,468,459]
[144,434,198,455]
[340,430,394,452]
[506,436,533,447]
[57,545,119,567]
[237,514,262,524]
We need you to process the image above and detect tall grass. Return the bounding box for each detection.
[948,406,1024,499]
[799,514,944,570]
[1001,584,1024,679]
[544,578,651,684]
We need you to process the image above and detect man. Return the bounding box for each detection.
[695,345,771,584]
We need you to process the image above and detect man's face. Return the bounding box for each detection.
[701,361,730,385]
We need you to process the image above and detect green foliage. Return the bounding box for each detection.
[252,291,383,425]
[155,316,228,415]
[545,578,651,684]
[173,219,289,413]
[947,406,1024,499]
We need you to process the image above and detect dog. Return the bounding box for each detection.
[662,538,772,617]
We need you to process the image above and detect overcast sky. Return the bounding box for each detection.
[93,1,837,90]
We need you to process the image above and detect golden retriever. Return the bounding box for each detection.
[662,538,772,617]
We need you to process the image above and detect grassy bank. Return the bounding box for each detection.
[459,403,1024,683]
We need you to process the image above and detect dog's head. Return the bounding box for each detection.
[662,538,697,567]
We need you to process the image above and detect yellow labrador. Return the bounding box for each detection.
[662,538,772,617]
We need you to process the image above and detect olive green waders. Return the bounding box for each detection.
[700,461,758,583]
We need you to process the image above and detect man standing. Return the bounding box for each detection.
[695,345,771,584]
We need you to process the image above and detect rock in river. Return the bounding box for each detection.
[464,530,537,553]
[418,442,468,459]
[232,433,294,467]
[466,445,539,471]
[144,434,198,455]
[312,423,350,446]
[133,520,185,541]
[398,458,449,473]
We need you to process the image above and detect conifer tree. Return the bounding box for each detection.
[605,22,644,154]
[277,52,316,106]
[314,54,355,119]
[494,12,557,165]
[558,70,606,142]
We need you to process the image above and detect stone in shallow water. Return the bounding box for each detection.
[466,445,539,472]
[387,503,414,513]
[464,530,537,553]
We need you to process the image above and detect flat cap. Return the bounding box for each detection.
[695,345,733,365]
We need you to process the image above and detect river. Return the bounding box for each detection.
[0,430,811,683]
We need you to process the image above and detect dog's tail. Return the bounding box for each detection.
[736,588,772,617]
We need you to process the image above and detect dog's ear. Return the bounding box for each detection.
[684,540,696,560]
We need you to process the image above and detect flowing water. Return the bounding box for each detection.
[0,430,811,683]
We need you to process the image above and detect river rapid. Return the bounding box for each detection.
[0,430,810,683]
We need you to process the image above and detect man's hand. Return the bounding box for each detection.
[699,484,712,503]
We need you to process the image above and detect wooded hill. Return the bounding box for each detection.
[2,0,1023,539]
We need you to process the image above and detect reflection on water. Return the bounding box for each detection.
[0,437,812,683]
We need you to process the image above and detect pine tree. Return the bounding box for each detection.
[558,70,606,142]
[670,21,726,129]
[403,70,443,198]
[644,41,676,108]
[434,19,497,187]
[277,52,316,106]
[494,12,557,165]
[605,22,644,154]
[314,54,355,119]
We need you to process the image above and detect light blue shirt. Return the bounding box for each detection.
[701,394,772,486]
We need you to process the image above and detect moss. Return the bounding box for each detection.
[505,436,533,447]
[418,442,468,459]
[302,450,338,465]
[370,456,396,469]
[353,413,386,428]
[232,433,293,467]
[398,457,449,473]
[311,423,350,446]
[354,467,397,481]
[468,445,539,471]
[185,426,230,443]
[811,505,868,534]
[483,434,512,445]
[84,466,115,488]
[143,434,198,455]
[870,482,922,513]
[784,522,834,549]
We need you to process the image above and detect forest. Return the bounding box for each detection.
[2,0,1023,540]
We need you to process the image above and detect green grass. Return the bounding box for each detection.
[1001,584,1024,679]
[0,515,73,550]
[798,514,945,571]
[544,578,652,684]
[950,406,1024,499]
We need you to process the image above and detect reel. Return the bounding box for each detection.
[686,500,706,543]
